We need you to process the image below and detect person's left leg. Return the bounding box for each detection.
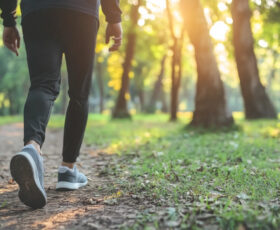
[55,9,98,190]
[62,11,98,165]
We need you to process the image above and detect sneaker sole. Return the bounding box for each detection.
[10,153,47,209]
[56,181,88,191]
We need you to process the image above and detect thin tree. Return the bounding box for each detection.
[166,0,184,121]
[146,55,167,113]
[96,56,105,113]
[61,73,68,114]
[180,0,234,127]
[112,0,142,118]
[231,0,277,119]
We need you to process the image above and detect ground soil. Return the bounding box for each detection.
[0,123,147,230]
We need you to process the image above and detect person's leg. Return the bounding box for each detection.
[10,10,63,208]
[61,11,98,165]
[22,10,63,152]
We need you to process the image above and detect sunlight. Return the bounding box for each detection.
[146,0,179,12]
[218,2,228,11]
[0,185,17,195]
[140,0,181,26]
[210,21,230,42]
[32,206,103,229]
[258,39,268,48]
[147,0,166,11]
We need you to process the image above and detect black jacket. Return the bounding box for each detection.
[0,0,122,27]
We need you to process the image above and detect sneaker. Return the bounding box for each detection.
[10,144,47,209]
[56,165,88,191]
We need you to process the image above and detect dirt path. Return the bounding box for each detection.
[0,123,145,230]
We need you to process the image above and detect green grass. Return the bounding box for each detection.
[1,113,280,229]
[49,113,280,229]
[0,115,22,125]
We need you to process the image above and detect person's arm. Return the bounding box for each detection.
[101,0,122,24]
[0,0,20,56]
[0,0,17,27]
[101,0,123,52]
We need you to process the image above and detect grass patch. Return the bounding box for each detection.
[0,115,22,126]
[82,113,280,229]
[1,112,280,229]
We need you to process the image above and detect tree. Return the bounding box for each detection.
[166,0,184,121]
[180,0,233,127]
[96,54,105,113]
[60,73,68,114]
[146,55,167,113]
[112,0,142,118]
[231,0,277,119]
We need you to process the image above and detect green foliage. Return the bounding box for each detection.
[0,0,280,113]
[0,115,22,125]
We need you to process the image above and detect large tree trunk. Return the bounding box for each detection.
[166,0,184,121]
[180,0,233,127]
[96,58,104,114]
[146,55,167,113]
[231,0,277,119]
[112,1,141,118]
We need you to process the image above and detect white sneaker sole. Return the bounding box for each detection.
[56,181,88,191]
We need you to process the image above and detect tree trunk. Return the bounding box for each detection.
[138,89,144,112]
[7,90,20,115]
[134,64,145,113]
[169,35,184,121]
[61,73,68,114]
[267,51,278,92]
[231,0,277,119]
[180,0,233,127]
[147,55,166,113]
[166,0,184,121]
[161,90,168,113]
[112,1,141,119]
[96,58,104,114]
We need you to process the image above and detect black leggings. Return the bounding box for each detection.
[22,8,98,163]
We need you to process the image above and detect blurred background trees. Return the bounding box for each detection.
[231,0,277,119]
[0,0,280,127]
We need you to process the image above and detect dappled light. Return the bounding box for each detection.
[1,0,280,229]
[31,206,104,229]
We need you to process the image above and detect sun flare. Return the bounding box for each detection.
[146,0,179,12]
[210,21,230,42]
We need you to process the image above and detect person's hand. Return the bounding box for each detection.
[105,23,122,52]
[3,26,20,56]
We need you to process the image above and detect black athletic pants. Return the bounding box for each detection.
[22,8,98,163]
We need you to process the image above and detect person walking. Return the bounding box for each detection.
[0,0,122,209]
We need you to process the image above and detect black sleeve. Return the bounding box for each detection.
[101,0,122,23]
[0,0,17,26]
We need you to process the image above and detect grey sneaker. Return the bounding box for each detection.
[10,144,47,209]
[56,165,88,191]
